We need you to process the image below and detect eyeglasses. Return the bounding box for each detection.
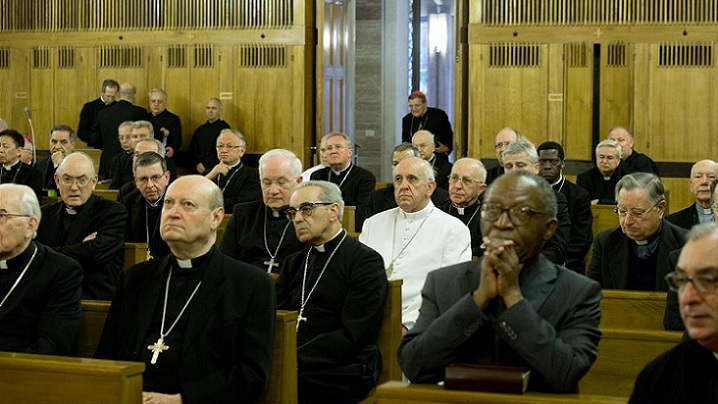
[136,173,167,185]
[321,144,346,152]
[480,203,546,225]
[448,175,483,186]
[494,141,511,150]
[285,202,335,221]
[60,175,92,187]
[0,211,30,223]
[216,144,244,151]
[613,202,660,219]
[665,271,718,295]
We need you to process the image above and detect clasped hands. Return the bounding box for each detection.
[472,237,524,310]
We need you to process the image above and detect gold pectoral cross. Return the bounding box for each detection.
[148,337,169,364]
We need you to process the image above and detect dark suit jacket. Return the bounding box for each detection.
[311,164,376,231]
[92,100,147,178]
[558,178,593,272]
[666,203,700,230]
[205,163,261,212]
[431,156,452,190]
[401,107,454,155]
[36,195,128,300]
[1,162,43,198]
[121,192,170,259]
[543,191,570,266]
[485,165,504,186]
[370,185,449,218]
[0,242,83,356]
[587,219,687,290]
[95,250,276,403]
[78,97,109,146]
[398,256,601,392]
[148,109,182,152]
[624,151,659,175]
[36,157,58,192]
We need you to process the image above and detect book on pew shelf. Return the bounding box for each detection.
[444,363,530,394]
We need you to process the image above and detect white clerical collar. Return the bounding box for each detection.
[271,210,281,218]
[176,258,193,268]
[331,163,351,176]
[313,228,343,252]
[602,175,612,181]
[634,239,648,246]
[400,200,435,221]
[551,175,564,187]
[428,154,436,166]
[227,160,242,170]
[3,160,20,170]
[0,261,6,270]
[65,207,77,215]
[713,352,718,361]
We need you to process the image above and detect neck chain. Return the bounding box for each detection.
[218,162,242,192]
[554,176,566,194]
[410,111,428,134]
[451,203,480,228]
[0,243,38,309]
[144,203,161,260]
[263,208,291,273]
[297,232,347,331]
[0,163,21,185]
[328,164,353,189]
[386,207,434,277]
[147,266,203,365]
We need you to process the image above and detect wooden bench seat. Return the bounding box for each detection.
[600,289,667,330]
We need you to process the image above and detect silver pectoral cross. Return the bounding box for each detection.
[264,257,279,273]
[296,313,307,331]
[147,337,169,364]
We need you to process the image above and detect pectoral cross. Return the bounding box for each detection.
[146,248,153,261]
[264,258,279,273]
[147,337,169,364]
[296,313,307,331]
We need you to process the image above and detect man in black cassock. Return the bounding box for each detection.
[189,97,231,174]
[121,151,171,260]
[441,157,488,258]
[0,129,43,198]
[630,222,718,403]
[401,90,453,159]
[277,180,387,403]
[0,184,83,356]
[412,130,452,190]
[204,129,261,212]
[220,148,304,273]
[77,79,118,146]
[310,132,376,231]
[36,124,76,194]
[147,88,182,158]
[608,126,659,175]
[35,152,127,300]
[96,175,276,404]
[577,139,628,205]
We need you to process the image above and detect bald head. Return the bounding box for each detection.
[449,158,487,208]
[494,127,521,165]
[412,130,436,161]
[118,82,137,102]
[690,160,718,208]
[55,152,98,208]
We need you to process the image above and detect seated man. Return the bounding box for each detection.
[369,142,448,216]
[277,181,387,403]
[220,148,304,273]
[412,130,452,190]
[96,175,275,404]
[398,171,602,392]
[667,159,718,230]
[0,129,42,198]
[36,152,127,300]
[537,141,593,272]
[577,139,627,204]
[630,222,718,403]
[310,132,376,231]
[588,173,686,290]
[486,127,522,185]
[121,152,171,260]
[442,157,487,258]
[204,128,261,211]
[36,124,76,195]
[361,157,471,330]
[109,120,154,189]
[502,139,570,266]
[118,138,177,201]
[608,126,658,175]
[0,184,83,356]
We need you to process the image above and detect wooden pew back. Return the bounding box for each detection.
[76,300,112,358]
[216,213,232,246]
[258,310,298,404]
[377,279,403,384]
[590,204,619,237]
[0,351,144,404]
[123,242,148,269]
[343,205,357,234]
[600,290,667,330]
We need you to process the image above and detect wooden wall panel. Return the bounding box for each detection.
[0,49,30,136]
[564,43,593,160]
[29,47,55,147]
[600,42,632,138]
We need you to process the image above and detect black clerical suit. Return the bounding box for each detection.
[441,200,483,258]
[0,161,43,198]
[78,97,110,146]
[95,248,276,404]
[310,164,376,231]
[205,162,261,212]
[370,185,449,218]
[485,165,504,186]
[0,242,83,356]
[36,157,58,193]
[219,200,303,274]
[666,203,703,230]
[554,177,593,272]
[577,165,627,205]
[624,151,659,175]
[148,109,182,153]
[276,231,388,403]
[542,192,570,266]
[109,151,133,189]
[189,120,230,171]
[429,154,452,190]
[121,192,170,259]
[36,195,128,300]
[92,100,147,178]
[401,107,453,156]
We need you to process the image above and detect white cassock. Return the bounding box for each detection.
[360,201,471,328]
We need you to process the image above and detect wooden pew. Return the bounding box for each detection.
[0,352,144,404]
[600,290,667,330]
[376,381,625,404]
[40,189,121,207]
[76,300,112,358]
[590,204,619,237]
[579,328,682,397]
[77,148,102,173]
[123,242,148,269]
[343,205,357,234]
[216,213,232,246]
[258,310,299,404]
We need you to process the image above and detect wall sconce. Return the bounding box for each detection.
[429,13,448,55]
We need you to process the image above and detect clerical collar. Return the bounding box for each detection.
[602,175,612,181]
[146,195,163,209]
[428,154,437,167]
[227,160,242,170]
[313,228,344,253]
[453,200,480,216]
[331,163,351,176]
[173,247,215,270]
[3,159,20,171]
[0,242,35,271]
[65,203,85,215]
[400,200,435,220]
[633,224,661,259]
[696,203,714,224]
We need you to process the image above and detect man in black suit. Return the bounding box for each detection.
[608,126,659,175]
[35,152,127,300]
[92,82,147,179]
[0,129,43,198]
[37,124,77,195]
[147,88,182,158]
[577,139,627,205]
[412,130,452,190]
[667,159,718,230]
[486,127,522,185]
[537,141,593,272]
[96,175,275,404]
[204,128,261,211]
[77,79,118,146]
[0,183,83,356]
[442,157,487,258]
[588,173,687,291]
[369,142,448,217]
[109,120,153,189]
[401,90,453,158]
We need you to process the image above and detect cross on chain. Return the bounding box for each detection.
[147,336,169,364]
[296,314,307,331]
[264,258,279,273]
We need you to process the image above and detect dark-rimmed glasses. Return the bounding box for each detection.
[0,211,31,223]
[665,271,718,295]
[613,202,661,219]
[480,203,546,225]
[285,202,335,221]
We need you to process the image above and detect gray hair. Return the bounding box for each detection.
[503,139,538,164]
[218,129,246,146]
[132,120,155,137]
[596,139,623,159]
[117,120,134,134]
[207,97,223,111]
[101,79,120,92]
[259,149,302,178]
[295,180,345,220]
[487,171,558,219]
[615,173,666,206]
[392,142,419,156]
[207,182,224,210]
[393,156,435,182]
[686,222,718,242]
[412,130,435,143]
[133,151,167,174]
[454,157,487,182]
[320,132,352,150]
[49,124,76,143]
[0,184,41,224]
[148,88,168,100]
[608,126,634,140]
[135,138,166,157]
